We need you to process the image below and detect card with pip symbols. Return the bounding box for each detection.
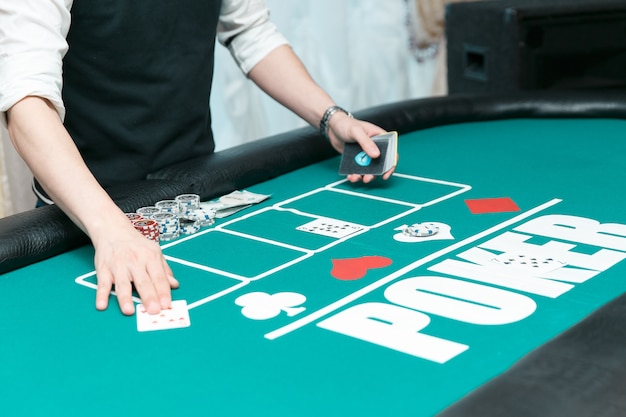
[136,300,191,332]
[339,131,398,175]
[490,253,567,275]
[297,218,365,238]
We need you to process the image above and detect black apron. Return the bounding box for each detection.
[47,0,223,191]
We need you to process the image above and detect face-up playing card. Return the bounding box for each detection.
[136,300,191,332]
[296,218,366,238]
[490,253,567,275]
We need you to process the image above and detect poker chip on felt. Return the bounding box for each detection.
[136,206,161,219]
[182,207,216,226]
[155,200,181,214]
[175,194,201,211]
[131,194,221,242]
[125,212,143,222]
[132,218,160,242]
[402,222,439,237]
[179,218,202,235]
[151,212,180,240]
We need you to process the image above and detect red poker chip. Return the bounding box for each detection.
[132,219,158,228]
[131,218,160,241]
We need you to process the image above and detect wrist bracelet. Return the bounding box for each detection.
[319,105,353,141]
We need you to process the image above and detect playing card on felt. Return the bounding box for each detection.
[339,131,398,175]
[296,218,365,238]
[490,253,567,275]
[136,300,191,332]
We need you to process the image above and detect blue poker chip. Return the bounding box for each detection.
[403,223,439,237]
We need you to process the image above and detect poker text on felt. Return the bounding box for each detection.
[318,214,626,363]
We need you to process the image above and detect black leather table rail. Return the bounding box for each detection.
[437,292,626,417]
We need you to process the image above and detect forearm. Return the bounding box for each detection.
[6,96,129,243]
[246,44,390,183]
[247,45,338,129]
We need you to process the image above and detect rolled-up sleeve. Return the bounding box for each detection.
[0,0,72,125]
[217,0,289,75]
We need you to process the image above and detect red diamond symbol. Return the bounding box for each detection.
[465,197,520,214]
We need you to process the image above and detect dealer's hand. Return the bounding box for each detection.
[92,219,179,316]
[326,111,397,183]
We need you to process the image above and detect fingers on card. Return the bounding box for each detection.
[490,253,567,274]
[297,218,365,238]
[136,300,191,332]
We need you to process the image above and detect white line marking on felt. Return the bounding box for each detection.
[324,174,472,208]
[186,281,250,310]
[163,256,252,281]
[264,198,563,340]
[73,173,473,308]
[165,250,314,282]
[74,272,142,304]
[323,187,421,207]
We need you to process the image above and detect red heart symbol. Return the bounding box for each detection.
[331,256,393,280]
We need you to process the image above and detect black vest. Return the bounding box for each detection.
[63,0,223,187]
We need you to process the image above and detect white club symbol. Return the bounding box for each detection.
[235,292,306,320]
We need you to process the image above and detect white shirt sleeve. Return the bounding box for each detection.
[0,0,73,125]
[217,0,290,75]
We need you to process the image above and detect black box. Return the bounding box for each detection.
[446,0,626,94]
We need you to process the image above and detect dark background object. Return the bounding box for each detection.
[446,0,626,94]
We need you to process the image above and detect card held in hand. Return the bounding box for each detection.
[339,131,398,175]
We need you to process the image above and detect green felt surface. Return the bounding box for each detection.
[2,119,626,417]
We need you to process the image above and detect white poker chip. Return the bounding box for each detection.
[175,194,201,210]
[155,200,181,214]
[179,218,201,235]
[136,206,161,218]
[181,207,216,227]
[402,222,439,237]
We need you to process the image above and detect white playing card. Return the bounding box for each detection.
[136,300,191,332]
[218,190,270,208]
[490,253,567,275]
[215,204,252,218]
[296,218,366,238]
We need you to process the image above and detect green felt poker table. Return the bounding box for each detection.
[1,91,626,417]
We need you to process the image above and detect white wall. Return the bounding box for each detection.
[211,0,438,150]
[1,125,36,216]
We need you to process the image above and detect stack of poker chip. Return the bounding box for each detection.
[402,222,439,237]
[151,212,180,241]
[125,213,160,242]
[131,194,217,242]
[136,206,161,218]
[176,194,216,228]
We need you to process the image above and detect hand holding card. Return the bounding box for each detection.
[339,131,398,176]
